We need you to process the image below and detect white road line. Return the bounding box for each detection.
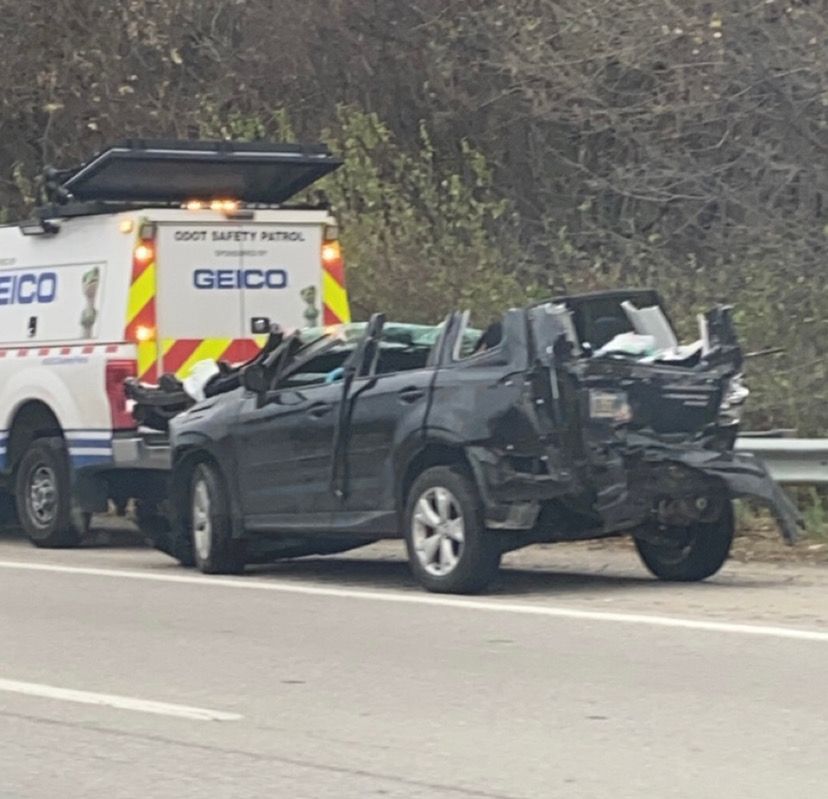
[0,678,242,722]
[1,559,827,643]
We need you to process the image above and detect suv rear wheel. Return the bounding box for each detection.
[15,438,86,548]
[404,466,501,594]
[189,462,244,575]
[635,502,734,582]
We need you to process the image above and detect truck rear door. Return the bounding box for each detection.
[238,222,325,331]
[58,139,345,383]
[154,220,324,378]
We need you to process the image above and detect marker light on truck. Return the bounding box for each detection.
[210,199,239,213]
[133,243,154,265]
[322,241,342,264]
[135,325,155,342]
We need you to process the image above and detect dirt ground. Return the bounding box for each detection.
[533,516,828,566]
[732,518,828,564]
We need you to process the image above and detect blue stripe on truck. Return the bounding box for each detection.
[0,430,113,472]
[66,430,113,469]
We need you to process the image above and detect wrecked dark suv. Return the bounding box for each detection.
[161,289,800,593]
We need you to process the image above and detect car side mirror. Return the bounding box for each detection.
[241,363,269,396]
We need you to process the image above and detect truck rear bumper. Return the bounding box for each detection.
[73,432,172,514]
[111,432,171,471]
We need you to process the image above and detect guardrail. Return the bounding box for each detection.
[735,437,828,484]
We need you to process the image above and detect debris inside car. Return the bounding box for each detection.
[146,289,801,593]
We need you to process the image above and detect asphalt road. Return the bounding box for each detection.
[1,526,827,799]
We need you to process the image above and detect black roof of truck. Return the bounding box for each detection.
[58,139,342,205]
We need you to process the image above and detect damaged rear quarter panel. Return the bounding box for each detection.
[427,315,535,451]
[424,311,578,522]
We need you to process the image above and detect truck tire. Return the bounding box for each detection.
[404,465,502,594]
[635,502,734,582]
[0,491,18,529]
[15,438,83,548]
[189,462,244,575]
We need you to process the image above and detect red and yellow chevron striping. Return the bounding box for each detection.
[322,239,350,326]
[124,227,351,382]
[124,235,159,383]
[161,339,263,378]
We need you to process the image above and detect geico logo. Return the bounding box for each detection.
[0,272,58,306]
[193,269,288,289]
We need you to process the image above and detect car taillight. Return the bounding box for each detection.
[106,360,137,430]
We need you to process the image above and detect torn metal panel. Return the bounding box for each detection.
[621,300,678,351]
[578,434,803,543]
[515,293,797,544]
[674,448,803,543]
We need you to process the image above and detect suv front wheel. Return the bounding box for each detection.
[404,466,501,594]
[189,462,245,575]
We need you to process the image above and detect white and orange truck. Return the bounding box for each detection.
[0,139,349,546]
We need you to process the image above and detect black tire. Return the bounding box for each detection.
[635,502,735,582]
[15,438,82,548]
[189,462,244,575]
[72,510,92,537]
[136,498,195,566]
[135,499,170,541]
[404,465,501,594]
[0,490,18,529]
[149,516,196,567]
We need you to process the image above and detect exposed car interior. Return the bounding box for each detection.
[275,328,446,389]
[553,290,666,351]
[278,343,435,388]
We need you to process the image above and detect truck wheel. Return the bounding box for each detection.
[15,438,82,548]
[189,463,244,575]
[635,502,734,582]
[404,466,501,594]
